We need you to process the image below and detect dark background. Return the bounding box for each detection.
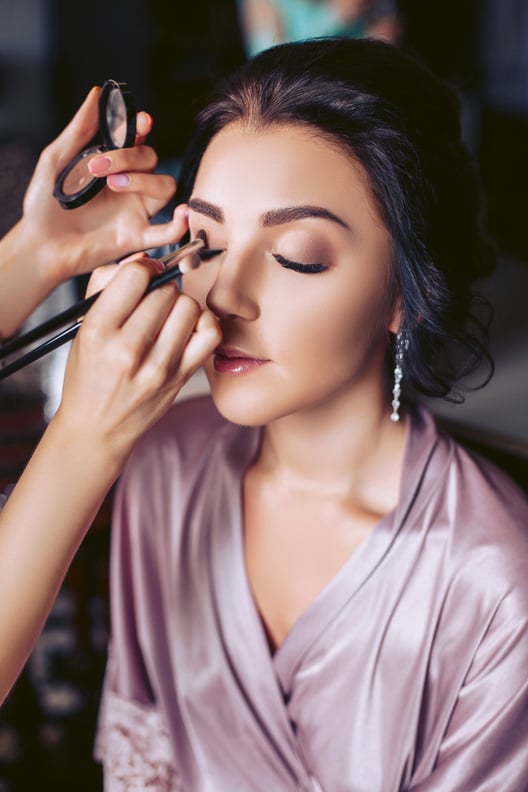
[0,1,527,789]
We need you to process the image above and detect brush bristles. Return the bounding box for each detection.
[177,253,202,275]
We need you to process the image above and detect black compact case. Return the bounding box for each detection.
[53,79,136,209]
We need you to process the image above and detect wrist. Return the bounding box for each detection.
[48,408,132,483]
[0,221,63,338]
[7,218,61,291]
[17,216,88,288]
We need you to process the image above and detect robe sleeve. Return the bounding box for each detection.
[94,683,182,791]
[93,471,182,792]
[410,590,528,791]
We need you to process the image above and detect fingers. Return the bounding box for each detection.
[119,281,183,364]
[83,258,163,332]
[34,91,154,194]
[175,309,222,375]
[85,263,121,298]
[147,299,221,383]
[80,205,187,290]
[83,260,218,388]
[107,172,177,217]
[139,204,190,250]
[88,146,177,218]
[88,144,159,177]
[70,255,219,445]
[135,111,153,145]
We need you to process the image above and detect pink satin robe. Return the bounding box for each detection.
[95,396,528,791]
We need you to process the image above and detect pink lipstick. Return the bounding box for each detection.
[213,346,269,374]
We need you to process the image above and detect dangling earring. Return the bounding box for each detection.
[390,330,409,423]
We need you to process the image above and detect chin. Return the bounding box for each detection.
[209,389,271,427]
[205,370,282,427]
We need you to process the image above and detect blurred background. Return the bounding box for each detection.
[0,1,527,789]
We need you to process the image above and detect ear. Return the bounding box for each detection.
[387,298,402,335]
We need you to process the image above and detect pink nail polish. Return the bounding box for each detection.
[88,155,112,175]
[107,173,130,187]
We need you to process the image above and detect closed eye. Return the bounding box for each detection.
[273,253,327,274]
[197,246,224,261]
[192,229,223,261]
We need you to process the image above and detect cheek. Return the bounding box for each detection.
[272,283,390,372]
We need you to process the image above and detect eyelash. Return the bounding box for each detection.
[191,230,221,262]
[197,247,223,261]
[192,233,327,274]
[273,253,327,274]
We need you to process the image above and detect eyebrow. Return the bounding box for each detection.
[188,197,223,223]
[261,205,350,230]
[188,198,351,230]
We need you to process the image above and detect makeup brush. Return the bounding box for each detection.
[0,237,219,380]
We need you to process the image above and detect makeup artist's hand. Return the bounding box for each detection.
[0,257,219,707]
[0,85,181,339]
[53,256,221,466]
[21,85,180,277]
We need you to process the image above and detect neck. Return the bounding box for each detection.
[257,383,408,508]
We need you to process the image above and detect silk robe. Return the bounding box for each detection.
[95,396,528,791]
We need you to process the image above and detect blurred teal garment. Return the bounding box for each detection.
[239,0,366,56]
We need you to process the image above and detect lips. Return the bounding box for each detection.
[213,345,269,374]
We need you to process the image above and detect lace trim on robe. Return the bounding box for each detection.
[94,691,183,791]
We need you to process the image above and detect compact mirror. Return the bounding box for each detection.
[53,79,136,210]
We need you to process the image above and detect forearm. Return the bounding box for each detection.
[0,417,124,704]
[0,249,218,705]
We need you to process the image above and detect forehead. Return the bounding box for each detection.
[193,122,383,228]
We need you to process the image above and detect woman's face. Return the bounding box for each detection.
[185,122,398,427]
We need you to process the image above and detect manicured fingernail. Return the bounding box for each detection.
[118,251,148,265]
[107,173,130,187]
[88,155,112,175]
[176,203,188,223]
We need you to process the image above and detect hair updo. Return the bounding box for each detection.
[176,37,495,400]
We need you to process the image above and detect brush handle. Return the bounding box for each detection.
[0,239,205,359]
[0,239,206,380]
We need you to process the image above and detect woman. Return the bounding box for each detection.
[0,89,220,704]
[96,39,528,790]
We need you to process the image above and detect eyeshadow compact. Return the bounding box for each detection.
[53,79,136,209]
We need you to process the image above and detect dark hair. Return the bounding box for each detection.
[176,37,495,400]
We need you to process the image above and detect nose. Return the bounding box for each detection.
[205,250,260,322]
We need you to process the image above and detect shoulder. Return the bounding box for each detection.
[420,412,528,604]
[408,411,528,699]
[413,405,528,531]
[411,406,528,594]
[449,433,528,530]
[446,426,528,542]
